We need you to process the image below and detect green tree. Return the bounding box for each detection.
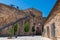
[24,21,30,32]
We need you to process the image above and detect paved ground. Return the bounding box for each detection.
[0,36,51,40]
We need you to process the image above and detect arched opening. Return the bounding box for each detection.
[36,27,42,35]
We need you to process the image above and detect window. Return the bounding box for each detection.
[51,23,55,37]
[47,26,50,38]
[43,28,46,33]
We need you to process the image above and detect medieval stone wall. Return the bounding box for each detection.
[43,0,60,40]
[43,13,60,40]
[0,4,42,36]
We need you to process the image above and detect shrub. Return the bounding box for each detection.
[9,28,13,37]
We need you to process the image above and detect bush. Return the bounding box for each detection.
[9,28,13,37]
[9,24,18,38]
[24,21,30,32]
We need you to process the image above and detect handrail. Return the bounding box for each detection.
[0,16,30,31]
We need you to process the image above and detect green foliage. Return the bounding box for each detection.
[13,24,18,34]
[9,23,18,37]
[32,26,35,32]
[24,21,30,32]
[9,28,13,37]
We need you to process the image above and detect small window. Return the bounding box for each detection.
[51,23,55,37]
[47,26,50,38]
[43,28,46,33]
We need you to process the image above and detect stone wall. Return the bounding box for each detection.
[0,4,42,36]
[43,11,60,40]
[43,0,60,40]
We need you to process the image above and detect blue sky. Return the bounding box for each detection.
[0,0,57,17]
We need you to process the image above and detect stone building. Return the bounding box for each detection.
[0,3,27,36]
[23,8,42,35]
[43,0,60,40]
[0,3,42,36]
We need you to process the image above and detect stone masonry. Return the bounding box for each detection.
[43,0,60,40]
[0,3,42,36]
